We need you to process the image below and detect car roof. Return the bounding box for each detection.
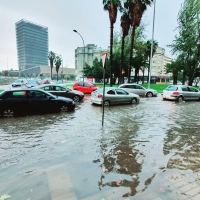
[35,83,67,88]
[4,88,44,92]
[120,83,138,85]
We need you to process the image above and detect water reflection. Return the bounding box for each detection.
[1,96,200,199]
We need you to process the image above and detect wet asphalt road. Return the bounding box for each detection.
[0,93,200,200]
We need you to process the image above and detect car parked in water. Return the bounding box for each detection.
[72,81,99,93]
[33,84,84,102]
[91,87,140,106]
[0,89,75,118]
[118,83,157,97]
[162,85,200,102]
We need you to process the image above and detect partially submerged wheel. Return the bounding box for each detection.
[146,92,153,97]
[73,95,80,102]
[131,98,137,104]
[104,100,110,106]
[60,105,68,112]
[2,109,14,118]
[177,96,184,102]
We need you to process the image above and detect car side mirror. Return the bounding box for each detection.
[49,96,54,100]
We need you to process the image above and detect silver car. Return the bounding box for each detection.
[91,87,140,106]
[118,83,157,97]
[162,85,200,102]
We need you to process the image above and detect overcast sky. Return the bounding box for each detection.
[0,0,184,71]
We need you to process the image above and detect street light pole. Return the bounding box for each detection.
[148,0,156,89]
[73,30,85,82]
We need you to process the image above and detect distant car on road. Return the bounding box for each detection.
[11,79,27,87]
[118,83,157,97]
[91,87,140,106]
[33,84,84,102]
[162,85,200,102]
[26,80,41,87]
[72,81,99,93]
[0,89,75,118]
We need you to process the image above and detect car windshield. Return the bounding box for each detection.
[166,86,178,91]
[14,79,24,83]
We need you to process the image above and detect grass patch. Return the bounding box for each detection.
[66,83,171,93]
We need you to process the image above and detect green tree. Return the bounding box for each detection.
[103,0,122,86]
[120,10,131,83]
[48,51,55,80]
[169,0,200,86]
[165,60,182,85]
[54,55,62,81]
[124,0,153,83]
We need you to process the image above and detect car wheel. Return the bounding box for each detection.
[131,98,137,104]
[177,96,184,102]
[2,109,14,118]
[73,95,80,102]
[104,100,110,106]
[60,105,68,112]
[146,92,153,97]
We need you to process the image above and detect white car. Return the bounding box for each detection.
[118,83,157,97]
[162,85,200,102]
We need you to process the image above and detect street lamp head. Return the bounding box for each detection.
[73,30,77,33]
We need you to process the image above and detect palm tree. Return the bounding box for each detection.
[125,0,153,82]
[54,55,62,81]
[120,10,131,84]
[48,51,55,80]
[103,0,122,86]
[145,39,158,81]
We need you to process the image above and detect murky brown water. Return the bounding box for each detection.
[0,94,200,200]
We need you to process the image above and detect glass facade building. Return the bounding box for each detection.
[15,19,48,74]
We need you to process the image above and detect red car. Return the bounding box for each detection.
[72,82,99,93]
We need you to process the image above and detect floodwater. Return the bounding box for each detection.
[0,94,200,200]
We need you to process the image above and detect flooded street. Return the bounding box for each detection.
[0,94,200,200]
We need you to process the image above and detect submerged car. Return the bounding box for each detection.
[91,87,140,106]
[0,89,75,118]
[162,85,200,102]
[33,84,84,102]
[72,81,99,93]
[118,83,157,97]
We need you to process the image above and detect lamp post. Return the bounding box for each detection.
[148,0,156,89]
[73,30,85,82]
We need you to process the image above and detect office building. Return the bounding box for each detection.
[15,19,48,75]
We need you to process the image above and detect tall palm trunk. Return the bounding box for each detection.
[120,36,125,84]
[50,59,53,79]
[128,25,136,83]
[110,21,114,86]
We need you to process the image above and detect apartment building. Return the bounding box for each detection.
[74,44,108,76]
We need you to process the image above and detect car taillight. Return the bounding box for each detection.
[172,91,179,95]
[98,94,103,98]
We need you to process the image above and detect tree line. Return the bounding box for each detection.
[166,0,200,86]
